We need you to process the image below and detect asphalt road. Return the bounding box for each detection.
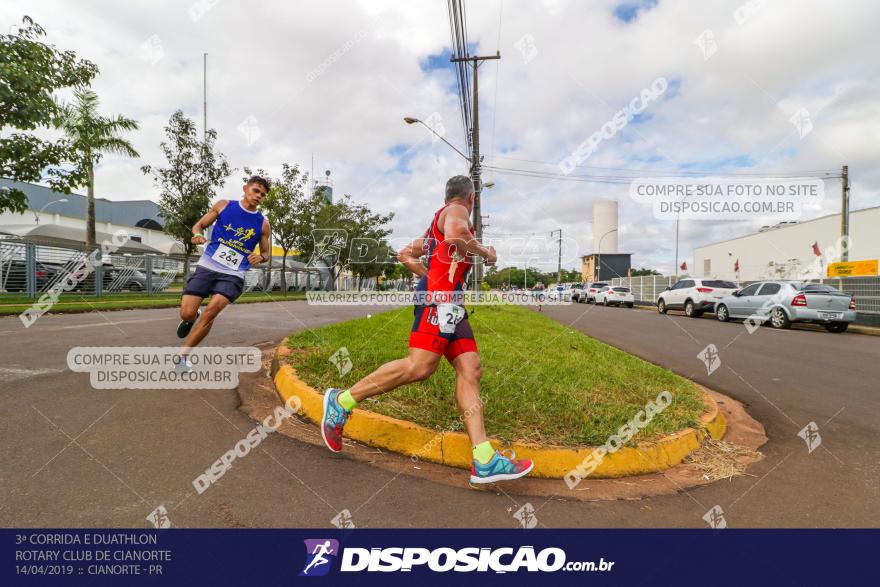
[1,299,878,528]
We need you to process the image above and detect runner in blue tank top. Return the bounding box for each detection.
[175,176,272,365]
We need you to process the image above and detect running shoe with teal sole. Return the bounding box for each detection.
[470,449,534,484]
[173,355,193,374]
[321,388,351,453]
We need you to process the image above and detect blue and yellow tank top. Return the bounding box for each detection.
[198,200,264,277]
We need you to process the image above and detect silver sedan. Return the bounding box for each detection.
[714,281,856,333]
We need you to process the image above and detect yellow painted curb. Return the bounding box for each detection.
[273,346,726,479]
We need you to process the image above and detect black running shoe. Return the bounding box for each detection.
[176,308,201,338]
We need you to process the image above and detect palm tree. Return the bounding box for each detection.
[56,89,139,248]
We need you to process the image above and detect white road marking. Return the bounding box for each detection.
[0,367,64,382]
[0,317,177,334]
[59,317,178,330]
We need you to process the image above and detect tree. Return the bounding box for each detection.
[559,268,582,282]
[260,176,395,291]
[0,16,98,213]
[485,266,545,289]
[56,89,139,247]
[257,164,309,293]
[142,111,231,278]
[631,267,661,276]
[350,238,395,289]
[344,199,394,289]
[294,195,394,290]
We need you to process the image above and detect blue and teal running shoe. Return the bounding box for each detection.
[321,388,351,452]
[470,449,534,484]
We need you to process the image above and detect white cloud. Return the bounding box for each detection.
[3,0,879,273]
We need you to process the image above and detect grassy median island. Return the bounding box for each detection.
[283,305,706,447]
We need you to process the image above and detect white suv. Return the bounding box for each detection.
[657,278,739,317]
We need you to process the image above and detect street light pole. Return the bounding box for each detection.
[34,198,68,224]
[404,116,497,292]
[203,53,207,142]
[597,228,618,281]
[403,117,471,162]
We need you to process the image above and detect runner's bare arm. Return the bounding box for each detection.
[398,236,427,278]
[442,204,497,265]
[191,200,228,245]
[248,218,271,265]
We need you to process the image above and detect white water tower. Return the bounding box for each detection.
[593,200,618,253]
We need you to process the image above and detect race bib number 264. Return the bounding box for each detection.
[212,244,245,270]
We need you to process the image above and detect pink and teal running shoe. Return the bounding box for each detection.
[470,449,534,484]
[321,388,351,453]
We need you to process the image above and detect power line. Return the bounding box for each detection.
[484,164,841,184]
[483,155,839,178]
[447,0,473,151]
[490,0,503,160]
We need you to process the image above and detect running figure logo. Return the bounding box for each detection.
[222,223,256,243]
[300,539,339,577]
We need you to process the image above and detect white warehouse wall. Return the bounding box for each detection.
[693,207,880,281]
[0,210,178,252]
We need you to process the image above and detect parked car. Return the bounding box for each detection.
[0,260,61,292]
[595,285,635,307]
[656,278,739,317]
[714,281,856,332]
[584,282,609,303]
[117,269,170,292]
[570,283,586,302]
[45,262,118,293]
[546,283,571,302]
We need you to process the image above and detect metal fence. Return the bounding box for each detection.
[0,239,185,297]
[0,238,405,298]
[607,275,880,315]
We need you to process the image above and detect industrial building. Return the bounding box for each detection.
[692,206,880,281]
[0,179,180,254]
[581,199,632,281]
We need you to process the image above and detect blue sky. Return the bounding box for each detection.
[613,0,659,23]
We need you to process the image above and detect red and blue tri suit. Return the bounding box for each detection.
[409,203,478,361]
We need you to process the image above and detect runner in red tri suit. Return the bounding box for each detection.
[318,175,535,484]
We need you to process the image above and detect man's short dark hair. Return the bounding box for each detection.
[445,175,474,202]
[247,175,271,192]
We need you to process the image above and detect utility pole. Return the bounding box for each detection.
[841,164,850,261]
[551,229,562,284]
[451,51,500,291]
[203,53,207,142]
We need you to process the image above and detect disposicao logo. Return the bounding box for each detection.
[300,539,339,577]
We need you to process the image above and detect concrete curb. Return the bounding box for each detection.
[271,344,727,479]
